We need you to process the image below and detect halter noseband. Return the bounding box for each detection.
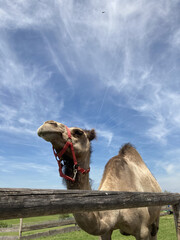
[53,126,90,182]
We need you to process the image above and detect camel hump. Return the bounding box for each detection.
[119,143,135,155]
[119,143,144,164]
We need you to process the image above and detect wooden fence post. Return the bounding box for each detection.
[19,218,23,239]
[173,202,180,240]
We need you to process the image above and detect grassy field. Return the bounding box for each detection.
[35,215,176,240]
[0,215,176,239]
[0,214,61,226]
[0,215,66,237]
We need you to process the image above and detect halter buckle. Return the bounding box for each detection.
[73,165,78,180]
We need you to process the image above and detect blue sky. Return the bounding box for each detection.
[0,0,180,192]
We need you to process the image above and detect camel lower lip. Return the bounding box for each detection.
[38,131,53,137]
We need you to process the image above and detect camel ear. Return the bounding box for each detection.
[85,129,96,141]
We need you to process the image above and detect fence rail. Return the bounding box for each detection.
[0,218,76,233]
[0,188,180,239]
[0,226,80,240]
[1,188,180,219]
[0,208,172,239]
[0,218,79,240]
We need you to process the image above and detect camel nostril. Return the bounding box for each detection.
[51,122,58,127]
[45,120,58,127]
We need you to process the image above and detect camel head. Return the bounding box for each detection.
[37,120,96,184]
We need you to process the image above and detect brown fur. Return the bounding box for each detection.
[119,142,135,156]
[84,129,96,141]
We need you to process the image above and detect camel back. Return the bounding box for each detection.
[99,143,161,193]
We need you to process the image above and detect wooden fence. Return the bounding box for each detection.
[0,188,180,239]
[0,218,79,240]
[0,207,173,240]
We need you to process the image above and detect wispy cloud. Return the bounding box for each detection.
[0,1,65,138]
[152,147,180,192]
[66,0,178,144]
[1,1,178,144]
[0,1,178,133]
[0,155,65,189]
[97,129,113,146]
[0,153,56,175]
[42,34,73,85]
[0,1,54,29]
[133,90,180,143]
[171,28,180,49]
[28,0,179,144]
[158,173,180,193]
[0,0,179,191]
[0,33,64,136]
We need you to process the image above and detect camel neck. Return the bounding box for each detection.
[66,152,91,190]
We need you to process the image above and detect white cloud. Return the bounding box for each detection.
[53,1,179,144]
[134,90,180,143]
[165,164,175,175]
[158,173,180,193]
[0,3,65,137]
[97,129,113,146]
[0,0,54,29]
[0,124,36,135]
[68,0,178,144]
[0,156,56,174]
[171,29,180,49]
[18,118,32,125]
[0,32,64,136]
[158,161,179,176]
[154,148,180,192]
[0,0,179,192]
[147,124,169,144]
[0,155,65,189]
[0,104,17,123]
[42,34,73,85]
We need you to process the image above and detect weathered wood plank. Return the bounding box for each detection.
[0,218,76,233]
[0,237,17,240]
[173,203,180,240]
[0,188,180,220]
[19,218,23,239]
[0,228,19,233]
[22,218,76,231]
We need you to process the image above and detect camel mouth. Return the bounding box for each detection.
[62,158,75,179]
[37,129,62,138]
[38,131,53,137]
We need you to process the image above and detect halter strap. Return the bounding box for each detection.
[53,125,90,182]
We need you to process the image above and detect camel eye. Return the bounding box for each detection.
[73,129,84,137]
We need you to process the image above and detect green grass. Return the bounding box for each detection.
[0,215,60,227]
[0,215,176,240]
[158,215,176,240]
[35,215,176,240]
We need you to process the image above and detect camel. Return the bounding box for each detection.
[37,120,162,240]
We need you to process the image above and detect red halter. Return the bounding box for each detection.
[53,126,90,182]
